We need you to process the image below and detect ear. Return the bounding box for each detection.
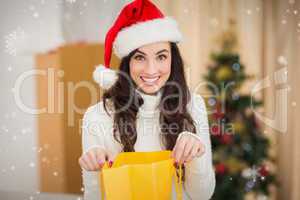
[93,65,118,90]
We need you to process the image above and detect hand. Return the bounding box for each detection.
[78,146,115,171]
[171,132,205,165]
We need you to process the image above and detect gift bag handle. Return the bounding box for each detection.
[174,164,183,200]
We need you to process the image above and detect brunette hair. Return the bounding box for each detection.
[102,42,196,181]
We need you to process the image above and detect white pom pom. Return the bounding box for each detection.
[93,65,118,89]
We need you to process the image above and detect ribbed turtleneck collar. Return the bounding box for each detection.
[135,88,162,115]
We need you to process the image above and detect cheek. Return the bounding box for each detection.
[129,61,143,81]
[159,61,171,81]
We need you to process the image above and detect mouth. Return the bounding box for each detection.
[140,76,160,85]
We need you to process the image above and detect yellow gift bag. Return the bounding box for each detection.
[99,150,183,200]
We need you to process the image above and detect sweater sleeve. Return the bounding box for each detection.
[81,103,112,200]
[183,93,216,200]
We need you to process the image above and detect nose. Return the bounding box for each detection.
[144,59,158,75]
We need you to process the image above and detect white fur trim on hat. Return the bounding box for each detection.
[93,65,118,89]
[113,16,183,58]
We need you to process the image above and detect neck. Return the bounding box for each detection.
[135,88,160,96]
[135,88,163,114]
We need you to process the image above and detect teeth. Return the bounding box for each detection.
[141,76,160,83]
[141,76,159,84]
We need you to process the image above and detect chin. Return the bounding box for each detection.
[139,85,162,94]
[136,77,165,94]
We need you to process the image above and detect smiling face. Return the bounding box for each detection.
[129,42,172,94]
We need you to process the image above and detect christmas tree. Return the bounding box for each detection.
[204,20,277,200]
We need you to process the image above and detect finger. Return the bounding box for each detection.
[105,149,115,161]
[82,154,96,171]
[174,138,188,164]
[88,150,102,170]
[171,134,184,158]
[80,156,93,171]
[196,144,206,157]
[181,138,196,162]
[79,157,89,171]
[95,149,106,168]
[185,142,200,163]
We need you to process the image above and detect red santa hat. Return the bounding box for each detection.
[93,0,183,89]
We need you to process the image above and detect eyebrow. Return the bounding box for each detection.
[135,49,169,55]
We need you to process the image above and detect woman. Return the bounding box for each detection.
[79,0,215,199]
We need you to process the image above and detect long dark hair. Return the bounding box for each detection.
[102,42,196,180]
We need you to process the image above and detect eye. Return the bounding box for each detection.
[157,54,167,61]
[134,55,145,61]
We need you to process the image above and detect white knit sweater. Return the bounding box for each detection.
[81,89,215,200]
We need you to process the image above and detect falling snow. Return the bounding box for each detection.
[4,27,26,56]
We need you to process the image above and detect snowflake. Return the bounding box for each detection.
[210,18,219,27]
[208,98,216,106]
[4,27,26,56]
[33,12,39,18]
[277,56,288,66]
[10,165,16,171]
[1,125,9,133]
[29,162,35,168]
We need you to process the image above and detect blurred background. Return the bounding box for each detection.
[0,0,299,200]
